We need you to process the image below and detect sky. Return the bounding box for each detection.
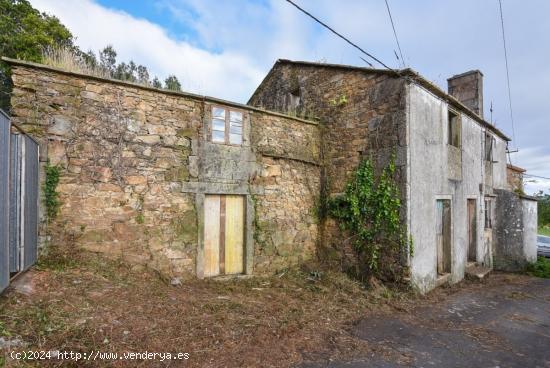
[29,0,550,195]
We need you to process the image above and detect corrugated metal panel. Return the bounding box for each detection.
[9,134,21,272]
[23,136,38,270]
[224,195,244,275]
[0,112,10,292]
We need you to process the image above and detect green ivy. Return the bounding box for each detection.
[328,156,409,279]
[43,162,61,221]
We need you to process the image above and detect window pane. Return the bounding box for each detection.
[230,111,242,122]
[213,107,225,119]
[230,120,242,135]
[230,125,242,135]
[229,133,242,145]
[212,130,225,143]
[212,118,225,131]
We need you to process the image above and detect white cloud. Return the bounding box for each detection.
[30,0,265,101]
[516,146,550,195]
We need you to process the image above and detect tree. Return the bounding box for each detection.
[164,75,181,91]
[0,0,74,111]
[152,77,162,89]
[99,45,117,76]
[535,191,550,228]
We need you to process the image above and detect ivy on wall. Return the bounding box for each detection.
[43,162,61,222]
[328,156,409,281]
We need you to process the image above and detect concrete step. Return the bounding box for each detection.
[465,263,492,280]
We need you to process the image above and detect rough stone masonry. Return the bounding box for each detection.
[7,59,321,279]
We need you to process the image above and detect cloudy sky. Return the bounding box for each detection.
[29,0,550,194]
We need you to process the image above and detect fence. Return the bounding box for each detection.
[0,110,39,293]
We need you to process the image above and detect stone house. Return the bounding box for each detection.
[249,60,537,292]
[3,57,537,292]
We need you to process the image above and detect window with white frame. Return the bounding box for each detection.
[211,106,243,145]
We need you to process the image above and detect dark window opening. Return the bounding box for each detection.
[484,133,494,161]
[484,199,492,229]
[448,110,461,148]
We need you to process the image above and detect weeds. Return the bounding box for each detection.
[526,256,550,278]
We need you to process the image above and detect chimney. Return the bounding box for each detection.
[447,70,484,118]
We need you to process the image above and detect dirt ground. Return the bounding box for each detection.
[0,247,547,367]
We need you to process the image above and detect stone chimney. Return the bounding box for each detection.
[447,70,484,118]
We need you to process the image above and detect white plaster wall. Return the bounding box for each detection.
[522,199,538,263]
[493,138,508,189]
[407,84,490,293]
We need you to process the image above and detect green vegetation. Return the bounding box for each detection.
[526,256,550,278]
[539,226,550,237]
[43,161,61,222]
[0,0,74,111]
[328,157,409,282]
[0,0,182,111]
[535,191,550,230]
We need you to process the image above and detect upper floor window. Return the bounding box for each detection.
[484,199,493,229]
[211,107,243,145]
[484,133,494,161]
[448,110,461,148]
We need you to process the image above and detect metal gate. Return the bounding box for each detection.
[1,110,39,293]
[0,111,9,292]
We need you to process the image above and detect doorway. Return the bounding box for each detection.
[467,199,477,263]
[203,194,245,277]
[436,199,452,275]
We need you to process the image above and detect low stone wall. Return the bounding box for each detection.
[9,60,321,278]
[494,189,538,271]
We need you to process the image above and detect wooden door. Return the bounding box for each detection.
[224,195,244,274]
[203,194,245,277]
[467,199,477,263]
[436,200,452,275]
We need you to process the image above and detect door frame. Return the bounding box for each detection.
[196,191,254,278]
[435,195,453,276]
[466,196,478,263]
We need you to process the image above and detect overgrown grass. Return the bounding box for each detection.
[538,226,550,237]
[42,46,111,79]
[526,256,550,278]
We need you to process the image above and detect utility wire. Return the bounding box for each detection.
[498,0,517,147]
[284,0,393,70]
[523,173,550,181]
[384,0,405,68]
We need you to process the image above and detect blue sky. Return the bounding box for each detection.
[30,0,550,194]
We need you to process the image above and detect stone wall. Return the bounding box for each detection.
[248,61,407,269]
[8,60,320,278]
[494,189,538,271]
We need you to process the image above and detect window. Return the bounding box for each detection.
[484,199,492,229]
[448,110,461,148]
[210,107,243,145]
[484,133,493,161]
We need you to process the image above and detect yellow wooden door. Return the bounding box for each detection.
[203,195,220,277]
[224,195,244,274]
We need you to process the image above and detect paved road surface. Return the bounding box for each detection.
[301,276,550,368]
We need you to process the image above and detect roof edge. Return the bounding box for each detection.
[250,59,511,141]
[2,57,318,126]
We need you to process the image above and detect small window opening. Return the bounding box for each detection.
[448,110,461,148]
[484,199,492,229]
[210,107,243,145]
[484,133,493,161]
[289,88,300,111]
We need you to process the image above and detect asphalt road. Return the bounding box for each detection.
[301,276,550,368]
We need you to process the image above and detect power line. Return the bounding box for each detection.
[384,0,405,68]
[524,173,550,181]
[284,0,393,70]
[498,0,517,147]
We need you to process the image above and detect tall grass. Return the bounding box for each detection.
[41,46,111,79]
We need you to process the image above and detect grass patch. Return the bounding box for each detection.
[526,256,550,278]
[538,226,550,237]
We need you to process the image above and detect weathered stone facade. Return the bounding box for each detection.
[249,61,407,271]
[8,59,320,278]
